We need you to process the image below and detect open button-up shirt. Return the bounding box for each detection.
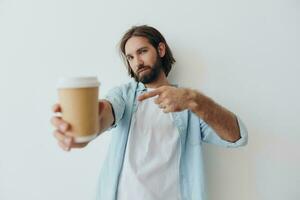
[97,81,248,200]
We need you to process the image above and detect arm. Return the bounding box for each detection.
[138,86,241,143]
[98,100,115,134]
[51,100,115,151]
[187,90,241,142]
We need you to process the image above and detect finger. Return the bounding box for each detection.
[154,96,163,104]
[67,137,89,149]
[158,103,166,109]
[63,136,74,150]
[54,131,87,151]
[58,140,70,151]
[163,108,170,113]
[51,116,69,132]
[53,129,72,142]
[157,98,169,108]
[138,89,161,101]
[163,105,173,113]
[164,104,181,113]
[52,103,62,113]
[53,129,65,142]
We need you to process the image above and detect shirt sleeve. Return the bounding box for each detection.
[200,115,248,148]
[103,86,126,128]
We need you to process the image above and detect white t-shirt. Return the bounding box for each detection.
[117,88,181,200]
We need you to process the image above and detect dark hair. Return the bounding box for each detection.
[119,25,176,78]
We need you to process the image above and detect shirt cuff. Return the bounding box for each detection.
[103,94,125,129]
[223,115,248,148]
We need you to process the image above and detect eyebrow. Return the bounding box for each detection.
[126,46,148,57]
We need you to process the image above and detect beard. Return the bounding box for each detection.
[133,56,163,84]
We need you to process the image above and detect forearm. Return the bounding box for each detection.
[98,100,115,134]
[188,90,241,142]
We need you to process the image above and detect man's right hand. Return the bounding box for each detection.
[51,100,113,151]
[51,103,91,151]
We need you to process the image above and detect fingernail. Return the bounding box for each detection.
[60,124,67,131]
[64,137,71,145]
[63,146,69,151]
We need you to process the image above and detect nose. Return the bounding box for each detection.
[135,56,144,68]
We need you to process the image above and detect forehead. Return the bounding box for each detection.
[125,36,153,55]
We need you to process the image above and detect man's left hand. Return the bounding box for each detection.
[138,86,197,113]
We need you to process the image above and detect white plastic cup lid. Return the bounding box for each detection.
[57,76,100,89]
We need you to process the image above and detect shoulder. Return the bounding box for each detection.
[107,80,137,96]
[113,80,137,91]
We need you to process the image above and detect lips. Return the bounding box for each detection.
[138,67,150,74]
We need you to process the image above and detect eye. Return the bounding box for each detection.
[127,56,133,61]
[138,49,147,55]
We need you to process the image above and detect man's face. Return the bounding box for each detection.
[125,36,163,84]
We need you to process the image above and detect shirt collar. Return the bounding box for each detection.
[136,81,179,92]
[136,82,147,92]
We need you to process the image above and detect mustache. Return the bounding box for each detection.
[137,65,151,73]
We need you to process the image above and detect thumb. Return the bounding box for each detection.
[98,101,106,117]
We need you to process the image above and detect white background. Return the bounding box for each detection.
[0,0,299,199]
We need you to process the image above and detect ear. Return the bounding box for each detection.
[157,42,166,58]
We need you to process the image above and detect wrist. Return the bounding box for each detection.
[187,89,214,118]
[187,89,200,112]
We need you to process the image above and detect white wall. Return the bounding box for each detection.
[0,0,299,199]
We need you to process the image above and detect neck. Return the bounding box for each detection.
[144,71,170,88]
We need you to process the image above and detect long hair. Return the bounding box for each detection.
[119,25,176,78]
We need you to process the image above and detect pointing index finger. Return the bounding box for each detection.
[138,89,161,101]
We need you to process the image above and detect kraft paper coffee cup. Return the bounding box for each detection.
[57,77,100,143]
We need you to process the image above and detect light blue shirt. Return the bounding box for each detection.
[96,81,248,200]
